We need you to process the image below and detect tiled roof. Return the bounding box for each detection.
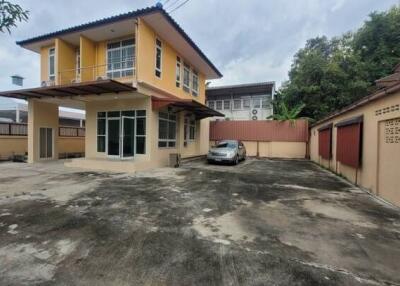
[16,5,222,77]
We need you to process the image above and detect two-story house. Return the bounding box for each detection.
[206,82,275,121]
[0,5,223,172]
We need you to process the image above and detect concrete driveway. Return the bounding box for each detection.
[0,159,399,286]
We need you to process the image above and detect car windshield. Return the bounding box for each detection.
[216,141,237,149]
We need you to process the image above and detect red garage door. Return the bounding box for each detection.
[318,124,333,159]
[336,115,363,168]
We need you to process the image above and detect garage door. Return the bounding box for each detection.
[378,118,400,206]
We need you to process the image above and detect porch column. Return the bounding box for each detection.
[28,99,59,163]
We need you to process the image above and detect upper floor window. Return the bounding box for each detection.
[155,38,162,78]
[48,48,55,81]
[183,62,190,93]
[233,99,241,110]
[216,100,223,110]
[176,57,181,87]
[208,101,215,109]
[75,49,81,78]
[223,100,230,110]
[192,69,199,96]
[107,38,135,79]
[243,98,251,109]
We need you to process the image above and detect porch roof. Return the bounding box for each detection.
[0,80,136,100]
[152,96,224,119]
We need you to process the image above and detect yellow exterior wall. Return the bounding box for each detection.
[55,38,76,85]
[310,91,400,206]
[27,100,59,163]
[80,36,96,82]
[0,136,27,160]
[58,137,85,154]
[137,19,206,104]
[0,136,84,160]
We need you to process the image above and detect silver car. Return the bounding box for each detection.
[207,140,246,165]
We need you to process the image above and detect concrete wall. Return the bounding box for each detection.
[28,100,59,163]
[310,91,400,206]
[0,136,84,160]
[209,140,307,159]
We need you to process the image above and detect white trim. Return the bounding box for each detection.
[191,69,199,96]
[183,62,191,93]
[176,56,181,88]
[155,37,162,79]
[158,111,177,148]
[48,47,55,81]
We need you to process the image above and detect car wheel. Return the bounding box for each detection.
[207,159,213,164]
[234,155,239,165]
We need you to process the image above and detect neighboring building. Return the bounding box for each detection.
[310,63,400,207]
[0,97,85,126]
[206,82,275,120]
[0,5,222,172]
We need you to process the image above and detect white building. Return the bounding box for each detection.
[206,82,275,121]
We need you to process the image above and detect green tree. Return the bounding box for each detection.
[278,6,400,121]
[0,0,29,33]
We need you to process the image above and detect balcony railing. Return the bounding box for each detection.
[0,123,85,137]
[57,57,136,85]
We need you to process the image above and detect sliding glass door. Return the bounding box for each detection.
[98,110,146,159]
[122,116,135,158]
[107,118,120,157]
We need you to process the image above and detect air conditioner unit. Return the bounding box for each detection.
[71,79,81,84]
[96,75,109,81]
[41,80,55,87]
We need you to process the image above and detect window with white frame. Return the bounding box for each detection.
[216,100,223,110]
[243,98,251,109]
[176,57,181,87]
[183,62,190,92]
[262,96,271,108]
[223,100,231,110]
[192,69,199,96]
[158,111,176,148]
[155,38,162,78]
[233,99,241,110]
[252,97,261,108]
[48,48,55,81]
[208,101,215,109]
[184,116,196,146]
[107,38,135,79]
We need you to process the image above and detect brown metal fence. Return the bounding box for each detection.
[210,120,309,142]
[0,123,28,136]
[0,123,85,137]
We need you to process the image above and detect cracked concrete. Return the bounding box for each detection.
[0,159,399,285]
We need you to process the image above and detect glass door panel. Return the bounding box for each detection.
[107,119,120,156]
[122,117,135,158]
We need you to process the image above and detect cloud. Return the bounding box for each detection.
[0,0,398,93]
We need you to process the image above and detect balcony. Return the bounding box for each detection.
[57,57,136,85]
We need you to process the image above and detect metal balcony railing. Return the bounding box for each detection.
[57,57,136,85]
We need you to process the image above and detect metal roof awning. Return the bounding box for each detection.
[152,96,224,119]
[0,80,136,100]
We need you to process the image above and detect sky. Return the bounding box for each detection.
[0,0,399,93]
